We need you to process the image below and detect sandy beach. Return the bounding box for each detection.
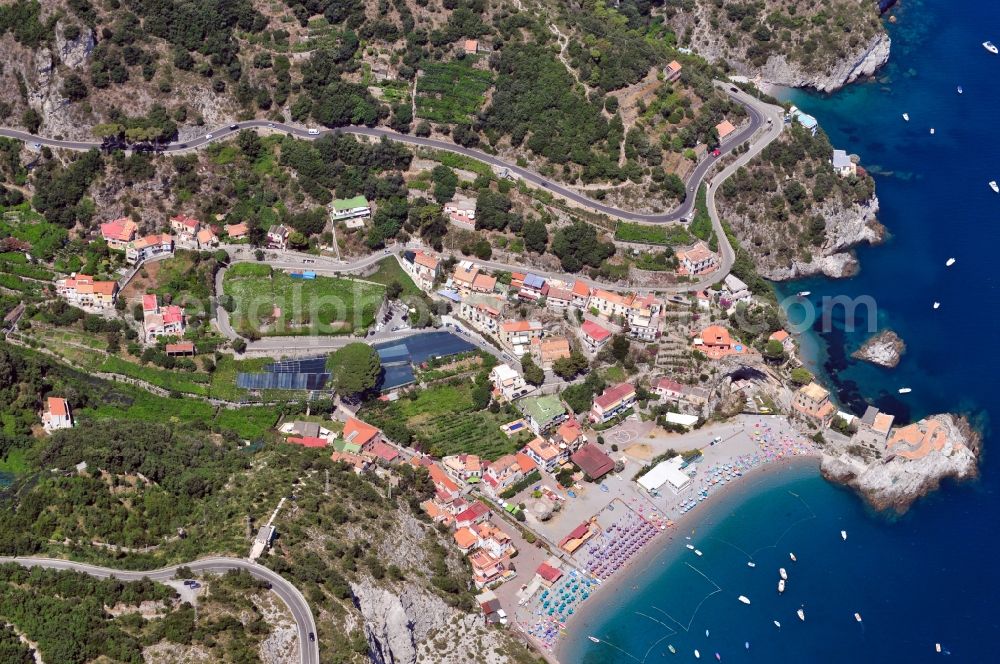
[510,416,822,661]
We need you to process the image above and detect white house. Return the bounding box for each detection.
[832,149,857,177]
[41,397,73,432]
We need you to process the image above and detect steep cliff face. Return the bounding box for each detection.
[820,414,980,512]
[757,32,891,92]
[666,0,890,93]
[761,194,885,281]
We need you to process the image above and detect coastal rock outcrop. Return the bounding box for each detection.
[851,330,906,368]
[758,33,892,93]
[820,414,980,512]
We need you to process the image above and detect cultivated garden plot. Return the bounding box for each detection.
[222,264,385,336]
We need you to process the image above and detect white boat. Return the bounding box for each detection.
[841,530,848,541]
[855,613,863,623]
[695,549,703,556]
[958,86,964,94]
[747,561,756,568]
[745,642,750,650]
[902,113,910,121]
[668,644,677,654]
[935,643,942,653]
[686,544,695,550]
[990,181,999,193]
[789,552,797,562]
[778,579,786,594]
[739,595,751,605]
[797,608,806,622]
[773,620,781,629]
[933,302,941,310]
[779,568,788,581]
[705,629,710,637]
[695,650,701,659]
[930,128,935,135]
[984,41,998,54]
[589,636,601,643]
[946,258,956,266]
[795,291,811,298]
[898,387,912,394]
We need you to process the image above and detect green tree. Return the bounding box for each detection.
[763,339,785,361]
[790,367,813,385]
[521,219,548,254]
[328,343,382,395]
[520,353,544,386]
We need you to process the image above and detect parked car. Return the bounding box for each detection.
[205,133,213,140]
[308,633,315,642]
[230,124,239,130]
[307,128,319,135]
[712,148,721,157]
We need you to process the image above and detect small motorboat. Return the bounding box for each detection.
[902,113,910,121]
[984,41,998,54]
[747,561,756,568]
[958,85,964,94]
[778,579,786,594]
[933,302,941,310]
[779,568,788,581]
[990,181,999,193]
[745,642,750,650]
[738,595,751,605]
[715,654,721,662]
[668,644,677,654]
[705,629,710,637]
[797,608,806,622]
[589,636,601,643]
[930,128,935,134]
[855,613,863,623]
[898,387,912,394]
[695,650,701,659]
[789,552,797,562]
[773,620,781,629]
[946,258,956,266]
[935,643,942,653]
[686,544,695,550]
[841,530,848,541]
[695,549,703,556]
[795,291,811,298]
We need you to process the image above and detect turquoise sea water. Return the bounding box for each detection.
[563,2,998,661]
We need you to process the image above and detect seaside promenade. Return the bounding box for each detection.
[508,415,817,655]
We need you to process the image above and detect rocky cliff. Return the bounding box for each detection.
[757,33,891,93]
[820,414,980,512]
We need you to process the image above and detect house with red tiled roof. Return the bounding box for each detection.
[170,214,200,238]
[341,417,382,454]
[365,440,400,464]
[474,522,513,559]
[664,60,683,82]
[404,250,441,290]
[100,218,138,249]
[443,453,483,482]
[553,418,585,450]
[196,227,218,249]
[715,119,736,142]
[769,329,795,354]
[656,377,684,400]
[694,325,751,360]
[522,436,568,473]
[571,281,591,308]
[541,284,574,309]
[454,527,480,553]
[42,397,73,432]
[330,450,373,474]
[459,295,505,335]
[55,275,118,309]
[142,295,185,342]
[498,319,544,354]
[533,336,571,370]
[225,222,249,240]
[455,501,491,529]
[536,560,564,586]
[286,436,328,448]
[468,548,511,588]
[675,241,717,276]
[571,443,615,480]
[579,319,612,354]
[590,383,637,423]
[471,272,497,294]
[126,233,173,264]
[482,453,535,497]
[165,341,195,355]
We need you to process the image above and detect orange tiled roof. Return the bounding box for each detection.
[343,417,380,447]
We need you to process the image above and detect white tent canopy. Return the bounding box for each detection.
[638,456,692,493]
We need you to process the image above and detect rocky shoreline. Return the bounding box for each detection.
[759,32,892,93]
[819,414,981,513]
[852,329,906,368]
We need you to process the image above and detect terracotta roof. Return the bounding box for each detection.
[571,443,615,480]
[142,294,158,312]
[544,286,574,302]
[287,436,328,448]
[657,377,684,392]
[472,273,497,292]
[91,282,117,296]
[593,383,636,410]
[453,266,479,284]
[572,281,590,297]
[525,436,561,462]
[715,120,736,140]
[343,416,380,447]
[680,242,714,263]
[428,463,460,494]
[555,419,583,445]
[225,222,248,238]
[769,330,790,342]
[581,320,611,342]
[537,337,571,362]
[196,228,216,243]
[367,440,400,463]
[455,502,490,524]
[500,320,542,333]
[454,527,479,550]
[171,214,200,230]
[514,452,538,474]
[47,397,69,417]
[536,562,563,583]
[100,218,137,242]
[165,342,195,354]
[666,60,682,74]
[414,251,440,270]
[700,325,733,347]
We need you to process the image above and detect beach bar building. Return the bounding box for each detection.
[638,456,691,494]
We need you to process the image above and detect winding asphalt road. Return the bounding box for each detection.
[0,556,319,664]
[0,83,778,225]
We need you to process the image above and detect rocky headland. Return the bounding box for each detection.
[757,33,892,93]
[820,414,980,513]
[852,329,906,368]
